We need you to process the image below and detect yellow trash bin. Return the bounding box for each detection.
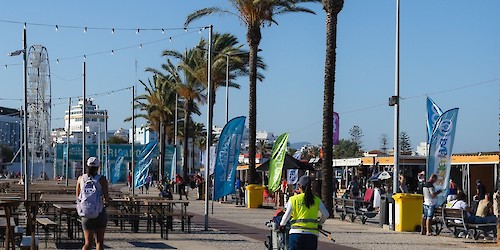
[246,185,264,208]
[392,193,423,232]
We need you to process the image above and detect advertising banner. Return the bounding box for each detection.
[268,133,289,192]
[427,108,459,205]
[426,97,443,143]
[134,141,157,188]
[213,116,246,200]
[333,112,340,145]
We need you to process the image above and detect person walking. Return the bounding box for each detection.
[421,174,442,236]
[195,174,203,200]
[127,171,132,192]
[145,174,152,194]
[235,178,242,205]
[76,157,110,250]
[176,174,188,200]
[279,175,329,250]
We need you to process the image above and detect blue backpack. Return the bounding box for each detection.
[77,174,103,219]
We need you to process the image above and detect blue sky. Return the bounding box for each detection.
[1,1,499,153]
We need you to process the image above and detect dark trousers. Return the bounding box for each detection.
[288,233,317,250]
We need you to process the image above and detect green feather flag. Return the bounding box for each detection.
[267,133,289,192]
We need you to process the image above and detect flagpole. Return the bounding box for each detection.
[174,93,178,188]
[425,96,430,178]
[131,85,135,196]
[82,62,86,176]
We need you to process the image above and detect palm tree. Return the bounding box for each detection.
[159,57,206,182]
[321,0,344,216]
[163,34,256,182]
[185,0,319,184]
[257,139,268,160]
[131,74,177,181]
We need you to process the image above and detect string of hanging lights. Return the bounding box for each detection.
[2,20,208,68]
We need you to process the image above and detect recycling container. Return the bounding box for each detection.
[246,184,265,208]
[392,193,424,232]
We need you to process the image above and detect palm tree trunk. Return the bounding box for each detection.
[192,138,195,175]
[321,0,343,217]
[246,24,262,185]
[159,120,166,182]
[183,101,192,182]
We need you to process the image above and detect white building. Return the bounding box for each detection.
[61,98,108,144]
[129,126,158,145]
[416,141,428,156]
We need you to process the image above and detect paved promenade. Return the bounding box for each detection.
[40,185,498,249]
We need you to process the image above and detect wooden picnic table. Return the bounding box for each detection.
[0,200,20,250]
[53,203,78,244]
[141,199,189,215]
[138,199,192,233]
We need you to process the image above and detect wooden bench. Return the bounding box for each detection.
[165,212,194,233]
[36,217,57,247]
[430,207,444,235]
[442,208,497,240]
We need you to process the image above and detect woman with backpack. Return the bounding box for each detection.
[76,157,110,250]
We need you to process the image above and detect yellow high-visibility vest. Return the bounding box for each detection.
[290,193,320,234]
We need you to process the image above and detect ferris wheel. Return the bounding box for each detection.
[27,45,51,163]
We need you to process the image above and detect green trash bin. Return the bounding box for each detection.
[392,193,423,232]
[246,185,264,208]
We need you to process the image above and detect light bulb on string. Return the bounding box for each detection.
[111,50,114,55]
[139,44,143,49]
[199,29,202,34]
[184,28,187,32]
[4,65,7,69]
[169,37,172,42]
[56,59,59,64]
[112,28,115,34]
[136,29,140,35]
[161,29,165,34]
[55,25,59,31]
[84,27,88,33]
[84,55,87,60]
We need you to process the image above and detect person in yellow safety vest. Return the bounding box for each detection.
[279,175,329,250]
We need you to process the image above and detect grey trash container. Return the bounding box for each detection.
[379,193,395,230]
[379,193,389,226]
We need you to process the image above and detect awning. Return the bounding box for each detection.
[257,154,314,172]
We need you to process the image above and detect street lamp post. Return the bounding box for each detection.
[225,55,229,124]
[204,25,213,231]
[9,26,29,201]
[66,97,71,186]
[393,0,401,194]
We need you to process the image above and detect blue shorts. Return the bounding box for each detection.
[423,204,435,219]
